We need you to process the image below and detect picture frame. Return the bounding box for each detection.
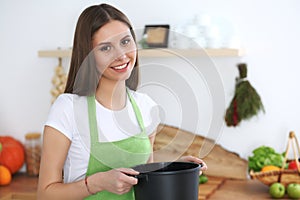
[143,24,170,48]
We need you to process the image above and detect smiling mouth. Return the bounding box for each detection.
[111,62,129,70]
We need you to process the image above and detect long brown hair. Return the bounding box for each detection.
[64,4,139,95]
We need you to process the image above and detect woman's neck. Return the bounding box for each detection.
[95,80,127,110]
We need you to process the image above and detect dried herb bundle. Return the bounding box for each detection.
[225,63,265,127]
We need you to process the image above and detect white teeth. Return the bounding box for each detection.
[113,63,127,70]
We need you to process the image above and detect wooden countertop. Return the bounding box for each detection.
[209,179,270,200]
[0,173,37,199]
[0,173,279,200]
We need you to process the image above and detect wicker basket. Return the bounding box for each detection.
[250,131,300,186]
[250,169,300,186]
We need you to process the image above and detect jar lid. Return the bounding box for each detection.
[25,133,41,140]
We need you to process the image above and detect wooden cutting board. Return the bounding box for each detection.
[154,124,248,180]
[198,176,226,200]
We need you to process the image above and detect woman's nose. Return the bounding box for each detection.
[115,52,127,61]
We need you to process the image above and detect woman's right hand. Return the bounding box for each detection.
[87,168,139,195]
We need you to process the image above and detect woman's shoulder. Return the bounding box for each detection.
[49,93,82,114]
[52,93,85,106]
[54,93,75,103]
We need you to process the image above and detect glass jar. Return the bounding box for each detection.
[24,133,41,176]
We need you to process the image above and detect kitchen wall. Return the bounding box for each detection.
[0,0,299,160]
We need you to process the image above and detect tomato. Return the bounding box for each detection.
[288,160,298,170]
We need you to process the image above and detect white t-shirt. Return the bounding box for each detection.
[45,90,160,183]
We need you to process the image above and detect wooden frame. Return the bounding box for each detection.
[143,24,170,48]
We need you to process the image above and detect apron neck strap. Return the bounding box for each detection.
[87,95,98,143]
[126,88,145,131]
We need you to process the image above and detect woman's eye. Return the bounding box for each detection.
[99,45,111,52]
[121,38,131,46]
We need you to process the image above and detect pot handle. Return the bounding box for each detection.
[126,173,149,182]
[135,173,148,182]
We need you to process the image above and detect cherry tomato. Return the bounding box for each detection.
[288,161,298,170]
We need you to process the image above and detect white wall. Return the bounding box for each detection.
[1,0,300,160]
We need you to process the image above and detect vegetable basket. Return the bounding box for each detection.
[250,131,300,186]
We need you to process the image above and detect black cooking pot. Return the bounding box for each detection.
[132,162,200,200]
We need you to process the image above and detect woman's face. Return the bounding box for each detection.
[92,20,137,84]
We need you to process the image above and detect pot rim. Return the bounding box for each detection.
[132,161,200,175]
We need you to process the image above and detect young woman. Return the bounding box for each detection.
[37,4,207,200]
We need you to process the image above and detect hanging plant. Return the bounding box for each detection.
[225,63,265,127]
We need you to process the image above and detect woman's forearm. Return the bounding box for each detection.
[37,178,90,200]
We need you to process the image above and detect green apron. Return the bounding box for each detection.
[85,90,151,200]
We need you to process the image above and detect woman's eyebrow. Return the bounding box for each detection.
[96,41,111,46]
[121,34,131,39]
[96,34,131,46]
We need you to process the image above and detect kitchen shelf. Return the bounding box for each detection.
[138,48,244,57]
[38,47,244,103]
[38,48,244,58]
[38,49,72,58]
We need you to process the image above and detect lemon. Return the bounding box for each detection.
[261,165,280,172]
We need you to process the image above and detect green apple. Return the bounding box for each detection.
[199,174,208,184]
[269,183,285,199]
[287,183,300,199]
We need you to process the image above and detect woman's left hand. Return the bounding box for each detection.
[178,156,207,174]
